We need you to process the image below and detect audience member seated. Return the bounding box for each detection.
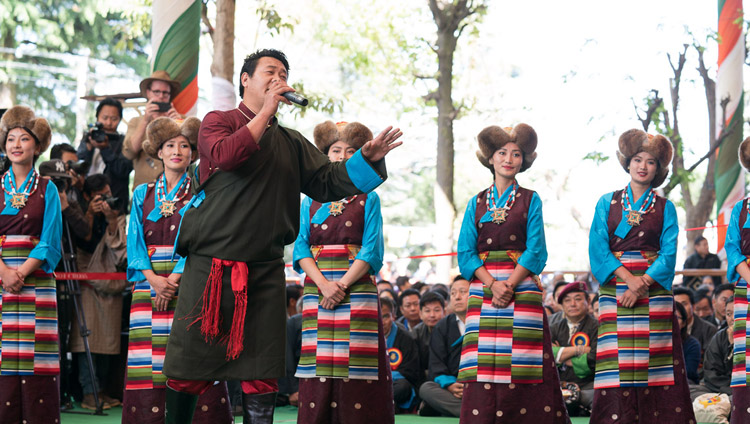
[395,275,412,292]
[590,293,600,321]
[380,288,397,304]
[68,174,128,410]
[381,297,420,412]
[279,297,302,407]
[77,97,132,213]
[549,282,597,414]
[418,277,468,417]
[693,289,714,321]
[285,284,303,318]
[123,71,182,188]
[683,236,722,289]
[675,301,701,384]
[412,291,446,382]
[547,280,569,326]
[377,280,393,294]
[397,288,422,330]
[690,297,734,402]
[675,286,717,378]
[709,283,734,328]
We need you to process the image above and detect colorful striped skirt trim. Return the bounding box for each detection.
[457,250,544,384]
[732,263,749,387]
[296,244,380,380]
[0,235,59,375]
[594,250,674,389]
[126,245,179,390]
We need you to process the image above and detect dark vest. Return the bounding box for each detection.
[308,195,366,246]
[606,189,666,252]
[473,186,533,252]
[142,181,193,247]
[738,199,750,255]
[0,177,50,237]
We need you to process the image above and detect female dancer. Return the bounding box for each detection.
[0,106,62,423]
[724,136,750,423]
[124,117,231,423]
[456,124,569,423]
[293,121,394,424]
[588,129,695,423]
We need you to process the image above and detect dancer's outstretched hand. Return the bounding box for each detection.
[361,126,403,162]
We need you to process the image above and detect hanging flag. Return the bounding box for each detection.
[716,0,745,251]
[152,0,201,116]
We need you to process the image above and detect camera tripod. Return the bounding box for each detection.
[57,218,107,416]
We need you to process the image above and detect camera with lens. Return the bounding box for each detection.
[87,122,118,144]
[99,193,119,209]
[66,160,90,177]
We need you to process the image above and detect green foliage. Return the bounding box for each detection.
[582,151,609,165]
[380,166,436,226]
[1,0,151,143]
[255,0,297,35]
[288,82,343,119]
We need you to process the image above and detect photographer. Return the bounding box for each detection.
[45,151,90,240]
[68,174,128,410]
[123,71,182,188]
[77,98,132,213]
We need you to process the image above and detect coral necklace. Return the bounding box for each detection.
[2,169,39,209]
[486,180,518,224]
[621,186,655,227]
[156,173,191,217]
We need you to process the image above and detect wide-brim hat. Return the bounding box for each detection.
[139,70,181,99]
[476,124,538,173]
[616,129,673,188]
[0,105,52,154]
[313,120,373,153]
[557,281,588,305]
[143,117,201,160]
[739,137,750,171]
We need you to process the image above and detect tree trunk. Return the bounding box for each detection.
[433,24,458,279]
[0,26,16,108]
[210,0,235,110]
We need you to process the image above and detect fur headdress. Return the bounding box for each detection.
[738,137,750,171]
[0,105,52,154]
[476,124,538,173]
[143,117,201,161]
[313,121,373,153]
[616,129,673,188]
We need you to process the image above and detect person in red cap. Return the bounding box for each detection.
[549,281,598,414]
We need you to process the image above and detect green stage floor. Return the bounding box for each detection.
[59,404,595,423]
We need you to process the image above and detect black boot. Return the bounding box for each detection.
[242,392,277,424]
[165,387,199,424]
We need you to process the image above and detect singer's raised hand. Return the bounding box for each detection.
[259,80,294,116]
[361,126,403,162]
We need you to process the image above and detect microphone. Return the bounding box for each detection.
[283,91,309,107]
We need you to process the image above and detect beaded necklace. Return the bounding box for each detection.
[156,173,191,217]
[329,195,357,216]
[486,180,518,224]
[621,186,655,227]
[2,169,39,209]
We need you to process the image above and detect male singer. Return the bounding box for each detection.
[162,49,403,423]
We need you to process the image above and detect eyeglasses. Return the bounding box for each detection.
[149,89,171,97]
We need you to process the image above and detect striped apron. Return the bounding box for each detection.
[733,260,750,387]
[595,250,674,388]
[458,250,544,384]
[296,244,380,380]
[126,245,179,389]
[0,235,59,375]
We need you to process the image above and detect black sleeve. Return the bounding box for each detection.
[100,136,133,180]
[427,321,452,381]
[77,134,94,163]
[62,200,91,240]
[703,332,731,394]
[396,330,421,388]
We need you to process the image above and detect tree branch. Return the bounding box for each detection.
[201,1,215,40]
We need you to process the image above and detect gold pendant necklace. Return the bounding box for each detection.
[10,193,27,209]
[491,208,508,224]
[626,210,643,226]
[329,201,345,216]
[160,200,176,217]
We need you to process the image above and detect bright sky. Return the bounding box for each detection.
[88,0,739,275]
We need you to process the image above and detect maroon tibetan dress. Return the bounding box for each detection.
[295,194,394,424]
[122,181,232,424]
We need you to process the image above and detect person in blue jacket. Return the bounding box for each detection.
[456,124,569,423]
[124,117,231,424]
[293,121,393,424]
[587,129,695,423]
